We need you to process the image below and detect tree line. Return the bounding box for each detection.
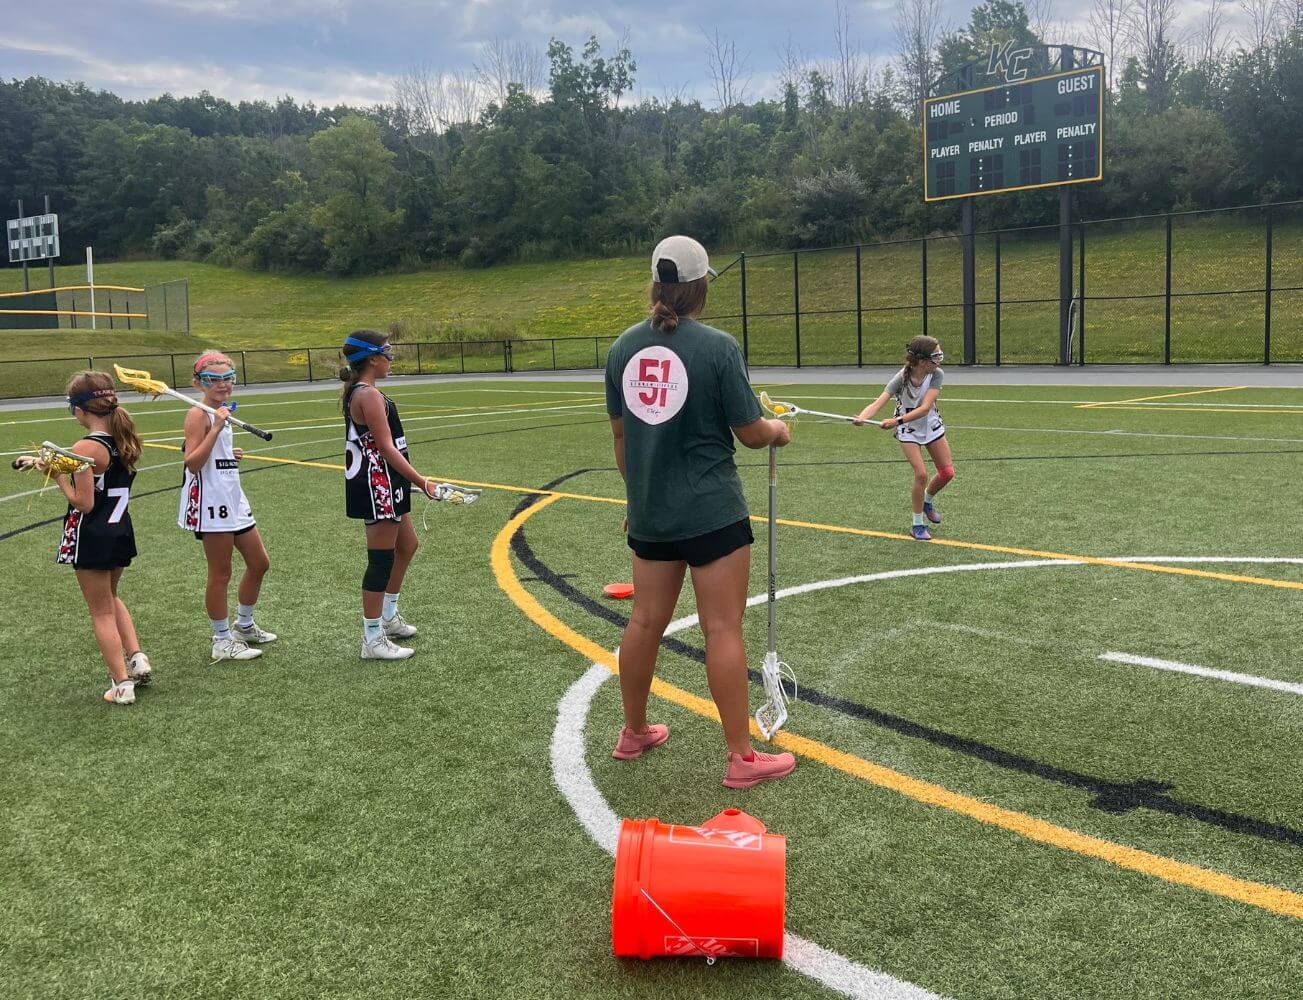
[2,1,1300,275]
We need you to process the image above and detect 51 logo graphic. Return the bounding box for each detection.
[622,347,689,425]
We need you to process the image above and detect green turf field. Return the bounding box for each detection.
[1,377,1300,998]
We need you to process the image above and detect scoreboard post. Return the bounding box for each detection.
[924,44,1104,365]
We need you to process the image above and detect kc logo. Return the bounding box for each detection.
[622,346,688,425]
[987,41,1033,82]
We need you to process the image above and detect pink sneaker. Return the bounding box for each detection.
[723,749,796,789]
[611,724,670,760]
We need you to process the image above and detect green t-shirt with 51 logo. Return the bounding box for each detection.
[604,317,762,542]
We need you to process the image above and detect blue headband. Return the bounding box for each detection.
[344,336,388,363]
[68,388,117,411]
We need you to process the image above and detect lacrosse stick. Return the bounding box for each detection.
[759,390,878,425]
[419,481,483,531]
[754,443,798,741]
[10,441,93,476]
[112,364,273,441]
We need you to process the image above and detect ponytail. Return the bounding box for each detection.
[651,300,680,333]
[338,329,388,415]
[648,277,708,333]
[64,369,141,472]
[107,406,142,473]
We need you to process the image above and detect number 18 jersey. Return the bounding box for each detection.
[178,414,255,533]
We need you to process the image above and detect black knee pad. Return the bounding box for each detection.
[363,548,395,592]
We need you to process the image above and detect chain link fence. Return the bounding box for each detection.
[0,336,621,400]
[702,200,1302,366]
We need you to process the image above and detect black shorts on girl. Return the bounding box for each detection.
[627,518,754,567]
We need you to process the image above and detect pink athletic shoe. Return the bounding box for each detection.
[611,724,670,760]
[723,749,797,789]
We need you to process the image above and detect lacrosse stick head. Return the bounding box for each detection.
[11,441,92,477]
[113,363,169,397]
[754,650,798,740]
[758,391,798,420]
[432,483,482,505]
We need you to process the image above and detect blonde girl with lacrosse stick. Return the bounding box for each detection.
[340,330,442,660]
[179,351,276,662]
[853,335,956,541]
[54,371,151,705]
[605,236,796,789]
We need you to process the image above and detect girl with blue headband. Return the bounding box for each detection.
[339,330,440,660]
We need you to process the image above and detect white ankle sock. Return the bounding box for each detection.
[363,617,383,641]
[382,592,399,620]
[236,603,255,627]
[211,618,231,640]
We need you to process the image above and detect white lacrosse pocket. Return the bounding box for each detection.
[754,650,798,741]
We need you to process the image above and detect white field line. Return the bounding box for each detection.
[1098,652,1303,696]
[553,662,948,1000]
[553,554,1300,997]
[0,386,603,426]
[100,401,604,448]
[795,395,1303,410]
[0,409,600,503]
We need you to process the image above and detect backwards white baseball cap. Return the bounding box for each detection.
[651,235,717,283]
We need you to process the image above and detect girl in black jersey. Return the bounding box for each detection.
[339,331,440,660]
[54,371,152,705]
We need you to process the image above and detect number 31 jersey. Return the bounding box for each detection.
[178,414,255,532]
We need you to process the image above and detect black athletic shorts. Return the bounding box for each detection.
[194,523,257,540]
[627,518,754,567]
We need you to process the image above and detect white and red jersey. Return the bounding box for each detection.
[178,414,255,532]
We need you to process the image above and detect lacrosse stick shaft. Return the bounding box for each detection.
[800,407,863,423]
[154,384,272,441]
[767,444,777,656]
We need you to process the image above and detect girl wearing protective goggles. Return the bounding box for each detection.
[179,351,276,661]
[339,330,442,661]
[852,335,956,540]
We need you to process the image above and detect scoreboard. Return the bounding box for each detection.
[923,65,1103,202]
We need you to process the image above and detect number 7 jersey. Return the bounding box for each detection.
[57,432,138,569]
[178,414,255,532]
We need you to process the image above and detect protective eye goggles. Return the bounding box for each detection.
[67,388,116,414]
[908,348,944,364]
[197,369,238,386]
[344,336,394,363]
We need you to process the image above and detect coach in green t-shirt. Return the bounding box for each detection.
[603,235,796,790]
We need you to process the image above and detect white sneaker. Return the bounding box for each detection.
[104,678,136,705]
[381,612,417,639]
[233,621,278,644]
[212,637,263,661]
[126,651,152,687]
[361,634,415,660]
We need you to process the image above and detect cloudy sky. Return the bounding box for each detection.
[1,0,1235,108]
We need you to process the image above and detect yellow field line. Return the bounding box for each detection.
[130,395,604,439]
[490,494,1303,920]
[138,443,1303,592]
[770,516,1303,592]
[1077,386,1248,409]
[400,395,602,416]
[1073,405,1303,416]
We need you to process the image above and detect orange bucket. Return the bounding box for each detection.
[611,808,785,960]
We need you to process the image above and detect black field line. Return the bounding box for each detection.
[512,470,1303,851]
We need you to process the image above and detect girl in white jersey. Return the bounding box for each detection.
[853,336,956,541]
[179,351,275,660]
